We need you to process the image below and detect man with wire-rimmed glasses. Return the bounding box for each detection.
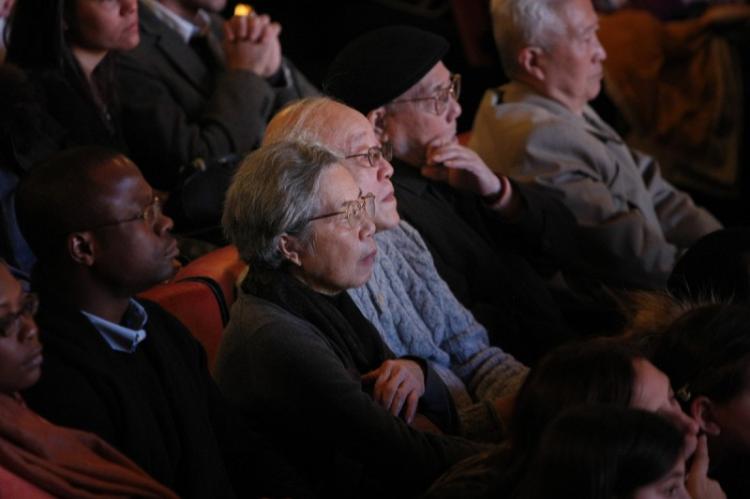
[324,25,587,364]
[14,145,306,499]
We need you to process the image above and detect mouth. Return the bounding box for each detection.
[23,346,43,370]
[124,20,140,36]
[361,247,378,265]
[166,239,180,259]
[381,191,396,203]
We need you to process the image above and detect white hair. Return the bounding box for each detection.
[490,0,567,77]
[263,96,338,147]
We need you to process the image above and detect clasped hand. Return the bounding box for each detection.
[362,359,425,424]
[222,12,282,78]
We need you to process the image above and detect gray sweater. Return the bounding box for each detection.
[349,221,528,439]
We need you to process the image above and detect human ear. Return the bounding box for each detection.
[518,46,546,81]
[278,234,303,267]
[68,232,96,267]
[690,396,722,436]
[367,108,388,143]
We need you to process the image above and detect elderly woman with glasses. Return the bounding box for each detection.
[216,141,481,498]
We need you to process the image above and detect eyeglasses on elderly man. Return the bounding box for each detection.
[391,73,461,115]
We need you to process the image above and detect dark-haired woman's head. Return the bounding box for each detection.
[652,303,750,456]
[6,0,139,75]
[519,406,689,499]
[510,337,697,457]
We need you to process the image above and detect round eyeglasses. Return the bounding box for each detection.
[0,293,38,338]
[345,142,393,168]
[391,73,461,115]
[306,192,376,229]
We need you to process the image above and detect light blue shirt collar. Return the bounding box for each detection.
[141,0,212,43]
[82,300,148,354]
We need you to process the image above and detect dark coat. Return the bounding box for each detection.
[116,4,318,191]
[24,297,237,499]
[214,285,483,498]
[390,159,583,363]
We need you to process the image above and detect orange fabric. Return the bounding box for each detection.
[0,394,177,499]
[175,245,245,305]
[139,280,224,367]
[599,9,743,194]
[0,464,54,499]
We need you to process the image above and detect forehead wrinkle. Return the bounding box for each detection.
[344,129,369,155]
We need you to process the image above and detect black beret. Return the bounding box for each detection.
[324,25,449,115]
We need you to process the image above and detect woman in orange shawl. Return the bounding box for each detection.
[0,260,177,499]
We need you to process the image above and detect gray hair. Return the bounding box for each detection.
[263,96,338,147]
[222,141,341,269]
[490,0,566,77]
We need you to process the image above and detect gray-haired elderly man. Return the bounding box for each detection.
[263,96,528,442]
[471,0,721,289]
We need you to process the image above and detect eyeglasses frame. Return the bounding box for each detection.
[390,73,462,115]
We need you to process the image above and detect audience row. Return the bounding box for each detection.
[0,0,747,497]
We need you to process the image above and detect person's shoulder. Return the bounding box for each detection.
[223,292,319,347]
[476,84,574,132]
[118,10,176,68]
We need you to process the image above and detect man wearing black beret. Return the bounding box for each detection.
[324,26,597,362]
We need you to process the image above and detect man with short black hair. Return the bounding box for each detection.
[15,146,304,499]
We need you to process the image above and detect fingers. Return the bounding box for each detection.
[260,21,282,42]
[686,435,727,499]
[362,360,424,422]
[247,14,270,42]
[222,21,236,43]
[404,390,419,424]
[230,14,249,40]
[373,362,400,410]
[689,434,710,478]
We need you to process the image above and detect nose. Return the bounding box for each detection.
[447,96,462,122]
[122,0,138,13]
[594,34,607,62]
[18,314,39,344]
[377,158,394,182]
[360,215,376,240]
[155,211,174,235]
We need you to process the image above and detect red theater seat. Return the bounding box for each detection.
[139,279,224,370]
[176,245,245,305]
[140,246,246,370]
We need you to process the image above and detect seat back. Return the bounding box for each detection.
[176,245,245,306]
[140,246,246,370]
[139,279,224,370]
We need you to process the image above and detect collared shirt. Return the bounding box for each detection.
[82,300,148,353]
[140,0,212,42]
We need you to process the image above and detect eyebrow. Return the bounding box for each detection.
[0,287,22,311]
[345,131,369,153]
